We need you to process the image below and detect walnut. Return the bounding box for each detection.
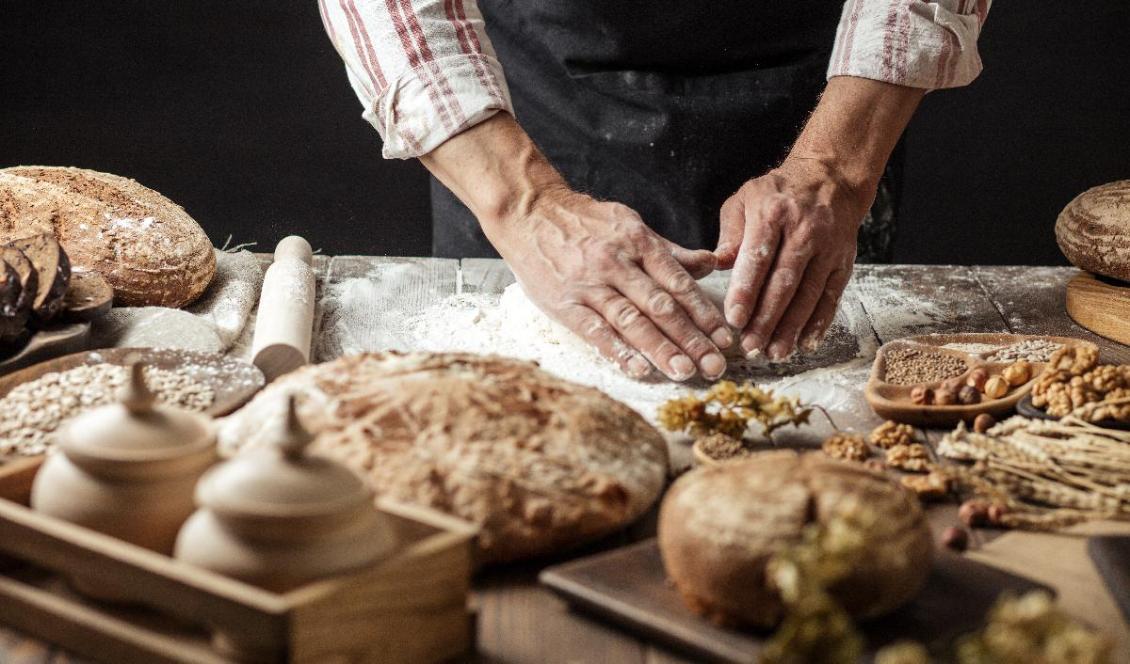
[900,471,950,501]
[822,432,871,462]
[1002,360,1031,386]
[1046,345,1098,375]
[983,375,1009,399]
[967,368,989,391]
[869,420,916,449]
[885,443,931,472]
[909,386,933,405]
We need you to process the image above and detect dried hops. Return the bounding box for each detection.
[658,381,812,440]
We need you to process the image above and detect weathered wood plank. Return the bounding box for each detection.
[313,256,459,361]
[459,258,515,295]
[971,266,1130,364]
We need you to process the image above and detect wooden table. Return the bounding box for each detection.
[2,260,1129,664]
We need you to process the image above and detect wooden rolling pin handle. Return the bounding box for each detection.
[252,236,317,383]
[274,235,313,265]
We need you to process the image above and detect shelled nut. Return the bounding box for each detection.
[1002,360,1032,386]
[973,413,995,433]
[967,368,989,391]
[910,386,934,405]
[958,385,982,405]
[983,375,1009,399]
[935,388,957,406]
[941,526,969,552]
[941,377,965,394]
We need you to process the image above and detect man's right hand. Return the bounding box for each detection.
[421,113,732,381]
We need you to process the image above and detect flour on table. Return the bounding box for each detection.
[316,272,876,422]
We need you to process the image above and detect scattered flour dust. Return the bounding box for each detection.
[316,270,878,423]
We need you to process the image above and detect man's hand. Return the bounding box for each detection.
[717,77,925,361]
[422,114,733,381]
[716,158,869,361]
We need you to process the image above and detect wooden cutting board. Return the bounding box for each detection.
[1066,272,1130,346]
[1089,536,1130,626]
[540,539,1049,663]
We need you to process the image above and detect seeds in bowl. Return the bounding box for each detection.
[985,339,1062,363]
[883,347,967,386]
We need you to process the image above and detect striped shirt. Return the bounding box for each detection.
[319,0,992,159]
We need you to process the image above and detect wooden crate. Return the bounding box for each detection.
[0,456,477,663]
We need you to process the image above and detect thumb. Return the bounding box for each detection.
[665,241,717,279]
[715,196,745,269]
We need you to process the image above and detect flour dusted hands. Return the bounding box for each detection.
[715,157,870,362]
[493,184,733,381]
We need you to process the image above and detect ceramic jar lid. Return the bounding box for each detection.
[60,362,213,462]
[195,395,371,521]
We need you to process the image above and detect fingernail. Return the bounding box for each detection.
[741,334,762,356]
[711,328,734,349]
[669,355,695,380]
[700,353,726,380]
[727,305,749,329]
[626,356,652,378]
[767,340,790,361]
[745,347,762,361]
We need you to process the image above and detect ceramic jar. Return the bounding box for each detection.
[174,395,394,593]
[30,362,217,555]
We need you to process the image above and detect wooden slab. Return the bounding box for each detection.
[1066,272,1130,347]
[540,539,1049,663]
[0,323,91,376]
[0,348,264,419]
[1088,536,1130,626]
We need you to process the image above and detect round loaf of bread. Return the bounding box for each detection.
[0,166,215,307]
[1056,180,1130,282]
[658,451,932,629]
[218,352,670,563]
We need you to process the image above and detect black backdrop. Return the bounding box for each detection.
[3,1,1128,263]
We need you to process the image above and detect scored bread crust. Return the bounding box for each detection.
[1056,180,1130,282]
[0,166,215,307]
[219,352,670,564]
[658,451,933,629]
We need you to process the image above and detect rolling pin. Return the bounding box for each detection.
[251,236,316,382]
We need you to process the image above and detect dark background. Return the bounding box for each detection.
[3,1,1128,263]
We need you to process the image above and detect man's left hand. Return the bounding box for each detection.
[714,156,873,361]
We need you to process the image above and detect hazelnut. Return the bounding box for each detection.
[941,526,969,552]
[1002,360,1032,386]
[986,503,1009,525]
[957,385,982,405]
[959,499,992,527]
[941,377,965,394]
[934,388,957,406]
[983,375,1009,399]
[973,413,996,433]
[910,386,934,406]
[967,368,989,391]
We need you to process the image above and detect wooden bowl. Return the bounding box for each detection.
[0,347,264,417]
[865,333,1097,427]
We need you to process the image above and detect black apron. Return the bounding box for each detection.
[431,1,898,261]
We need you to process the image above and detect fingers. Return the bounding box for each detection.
[765,259,832,360]
[714,195,745,269]
[665,241,717,279]
[740,205,817,359]
[799,264,853,353]
[559,304,653,379]
[724,194,790,332]
[590,288,701,381]
[640,249,732,349]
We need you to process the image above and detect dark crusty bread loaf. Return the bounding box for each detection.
[0,166,215,307]
[658,451,932,629]
[1056,180,1130,283]
[219,352,670,564]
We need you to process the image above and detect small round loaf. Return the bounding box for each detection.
[0,166,215,307]
[218,352,670,563]
[658,451,932,629]
[1056,180,1130,282]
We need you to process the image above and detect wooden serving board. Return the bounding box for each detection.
[540,539,1049,663]
[0,322,91,375]
[0,347,264,418]
[864,333,1097,427]
[1066,272,1130,346]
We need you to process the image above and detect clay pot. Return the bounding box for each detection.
[174,395,394,593]
[31,362,216,556]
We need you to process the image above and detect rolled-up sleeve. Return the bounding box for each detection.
[828,0,992,89]
[318,0,513,159]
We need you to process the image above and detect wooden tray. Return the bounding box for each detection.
[865,333,1097,427]
[0,347,265,418]
[0,457,477,663]
[1066,272,1130,346]
[0,322,91,375]
[540,539,1049,663]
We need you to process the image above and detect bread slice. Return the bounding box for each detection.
[58,270,114,322]
[0,260,29,343]
[0,245,38,322]
[4,233,71,321]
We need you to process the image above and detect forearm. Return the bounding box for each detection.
[419,113,564,244]
[787,76,924,200]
